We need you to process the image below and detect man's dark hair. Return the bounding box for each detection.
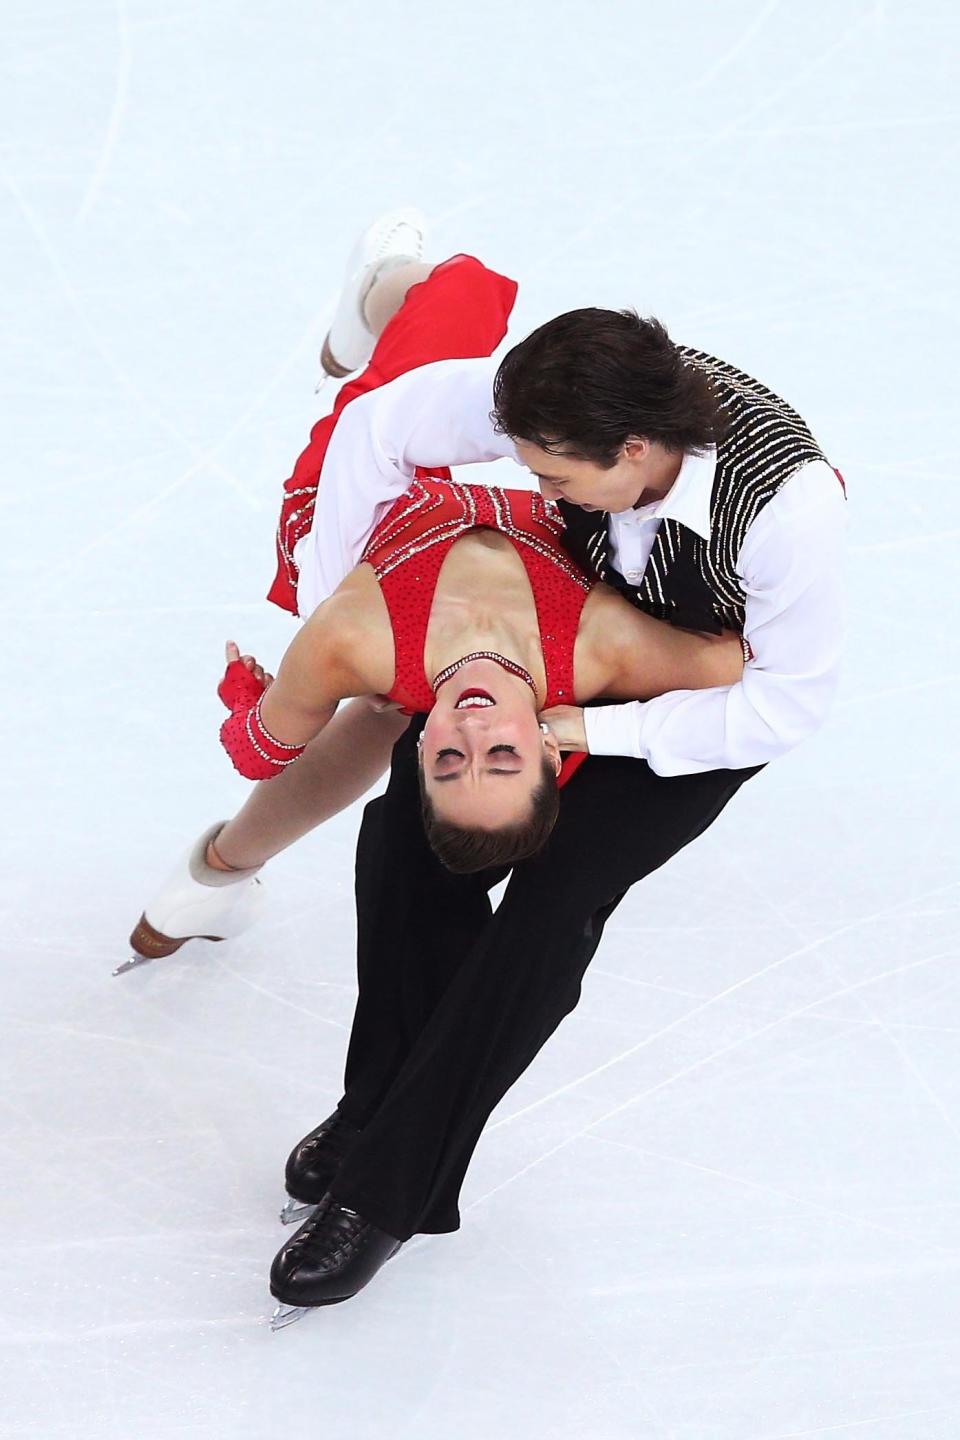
[418,756,560,874]
[492,308,723,467]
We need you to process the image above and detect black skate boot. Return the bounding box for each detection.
[269,1193,402,1327]
[280,1110,364,1225]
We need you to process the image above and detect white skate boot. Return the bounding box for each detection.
[118,822,266,976]
[319,206,428,380]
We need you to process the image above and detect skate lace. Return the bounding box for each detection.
[301,1119,357,1164]
[375,219,423,262]
[290,1198,368,1263]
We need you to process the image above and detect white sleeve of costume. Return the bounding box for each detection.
[292,357,515,616]
[582,461,848,774]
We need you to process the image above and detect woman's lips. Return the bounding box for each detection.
[455,688,496,710]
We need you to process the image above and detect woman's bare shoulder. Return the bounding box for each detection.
[300,567,394,693]
[573,583,631,697]
[578,583,636,656]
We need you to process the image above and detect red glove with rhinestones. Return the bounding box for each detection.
[217,647,305,780]
[218,657,268,712]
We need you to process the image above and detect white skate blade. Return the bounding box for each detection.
[279,1197,317,1226]
[113,953,155,977]
[270,1302,310,1331]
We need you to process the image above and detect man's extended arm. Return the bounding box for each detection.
[577,463,847,775]
[293,358,511,616]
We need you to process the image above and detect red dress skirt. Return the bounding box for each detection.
[267,254,518,616]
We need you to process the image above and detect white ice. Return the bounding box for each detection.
[2,1,958,1436]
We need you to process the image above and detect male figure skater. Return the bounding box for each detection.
[263,230,847,1321]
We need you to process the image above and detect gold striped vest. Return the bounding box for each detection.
[558,347,831,634]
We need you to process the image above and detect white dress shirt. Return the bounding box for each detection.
[293,356,847,776]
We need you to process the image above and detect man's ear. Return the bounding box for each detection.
[622,435,652,462]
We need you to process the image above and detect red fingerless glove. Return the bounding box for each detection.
[217,660,305,780]
[218,658,267,712]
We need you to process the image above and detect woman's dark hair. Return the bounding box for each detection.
[418,756,560,874]
[492,308,723,467]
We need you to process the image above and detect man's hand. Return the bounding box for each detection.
[539,705,588,752]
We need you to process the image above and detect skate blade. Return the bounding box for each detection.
[279,1197,317,1226]
[113,953,155,977]
[270,1293,349,1329]
[270,1303,311,1331]
[115,920,223,976]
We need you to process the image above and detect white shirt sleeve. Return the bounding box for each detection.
[292,357,515,617]
[582,461,848,774]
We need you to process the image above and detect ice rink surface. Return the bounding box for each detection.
[2,1,959,1435]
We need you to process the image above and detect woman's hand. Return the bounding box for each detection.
[218,640,275,712]
[538,705,588,752]
[225,640,274,689]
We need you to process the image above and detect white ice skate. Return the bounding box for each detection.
[319,205,428,380]
[118,822,266,976]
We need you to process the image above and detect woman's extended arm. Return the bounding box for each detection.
[218,594,373,779]
[585,587,745,702]
[543,598,743,754]
[549,467,845,771]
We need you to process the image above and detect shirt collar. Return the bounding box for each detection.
[609,445,715,540]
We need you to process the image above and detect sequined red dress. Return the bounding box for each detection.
[359,478,593,784]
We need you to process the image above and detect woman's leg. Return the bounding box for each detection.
[133,254,519,959]
[362,261,435,338]
[212,701,410,871]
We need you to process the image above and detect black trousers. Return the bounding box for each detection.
[328,721,763,1241]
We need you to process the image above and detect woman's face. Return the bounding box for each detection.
[420,666,561,831]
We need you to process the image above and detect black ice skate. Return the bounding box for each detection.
[269,1193,402,1329]
[279,1110,364,1226]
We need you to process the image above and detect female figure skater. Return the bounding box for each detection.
[124,211,740,971]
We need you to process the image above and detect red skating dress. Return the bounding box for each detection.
[360,477,595,785]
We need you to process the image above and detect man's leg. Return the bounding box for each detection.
[328,752,763,1239]
[336,721,501,1127]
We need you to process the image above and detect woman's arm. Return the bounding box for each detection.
[218,592,377,779]
[256,619,343,747]
[543,596,743,754]
[584,587,745,701]
[553,464,845,772]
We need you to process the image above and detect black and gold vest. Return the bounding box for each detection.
[559,347,832,634]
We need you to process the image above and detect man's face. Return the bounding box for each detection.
[514,437,651,514]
